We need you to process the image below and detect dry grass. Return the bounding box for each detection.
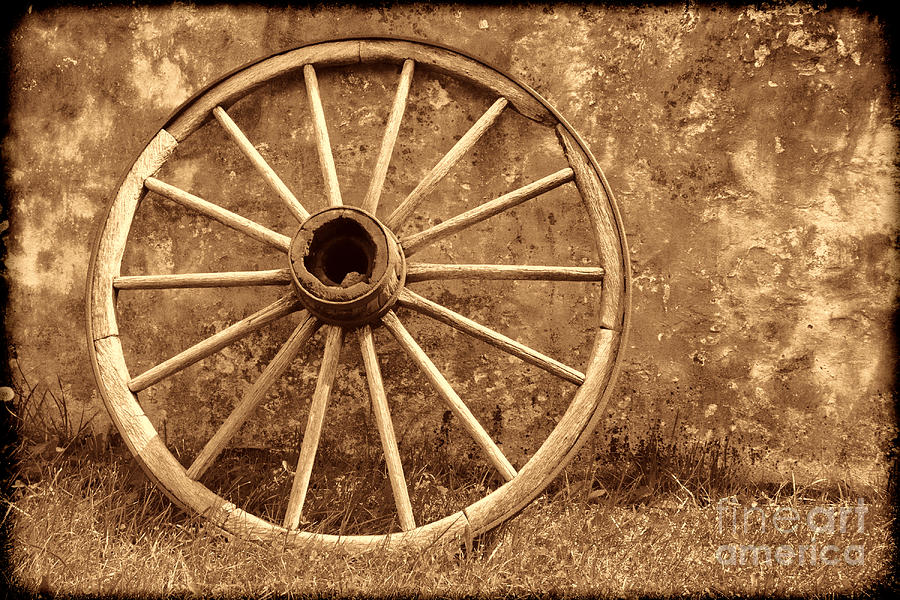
[3,444,896,598]
[2,372,895,596]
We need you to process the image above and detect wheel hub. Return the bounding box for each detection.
[289,207,405,325]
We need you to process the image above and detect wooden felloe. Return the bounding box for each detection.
[87,37,631,551]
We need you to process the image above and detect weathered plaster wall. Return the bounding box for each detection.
[4,5,897,489]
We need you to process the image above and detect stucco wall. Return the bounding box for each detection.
[4,5,897,489]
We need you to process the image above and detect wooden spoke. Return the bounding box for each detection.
[358,325,416,531]
[406,263,604,283]
[144,177,291,252]
[212,106,310,223]
[303,64,342,208]
[384,97,509,230]
[361,59,415,215]
[114,268,292,290]
[381,311,517,482]
[187,314,321,480]
[401,168,574,256]
[397,289,585,385]
[284,325,344,529]
[128,294,302,392]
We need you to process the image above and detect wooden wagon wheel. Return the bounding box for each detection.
[86,38,631,551]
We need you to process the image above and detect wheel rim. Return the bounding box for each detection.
[86,37,631,550]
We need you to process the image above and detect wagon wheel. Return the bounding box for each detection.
[87,38,631,551]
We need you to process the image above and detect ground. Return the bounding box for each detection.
[4,450,896,596]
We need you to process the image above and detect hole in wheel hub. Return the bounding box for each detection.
[304,218,376,287]
[290,207,405,326]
